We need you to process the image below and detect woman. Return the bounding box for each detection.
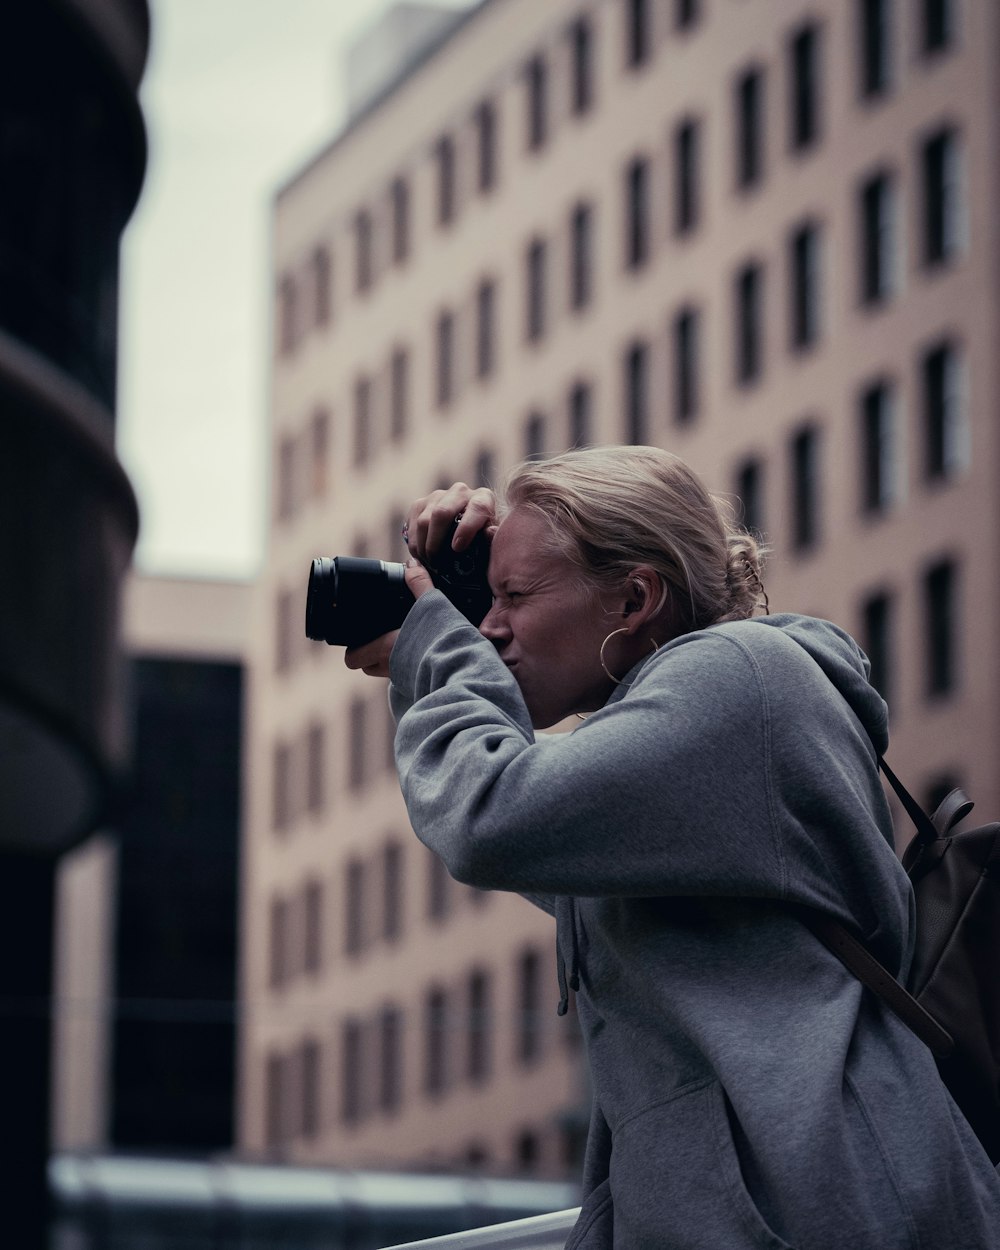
[346,445,1000,1248]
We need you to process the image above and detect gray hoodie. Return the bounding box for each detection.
[389,592,1000,1249]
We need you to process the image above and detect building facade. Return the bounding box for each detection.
[242,0,998,1179]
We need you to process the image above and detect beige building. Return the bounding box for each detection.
[241,0,997,1179]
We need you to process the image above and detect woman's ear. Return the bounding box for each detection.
[621,566,667,629]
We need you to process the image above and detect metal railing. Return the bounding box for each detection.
[381,1207,580,1249]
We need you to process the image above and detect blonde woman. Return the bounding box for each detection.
[347,445,1000,1249]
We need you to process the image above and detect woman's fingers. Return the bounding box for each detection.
[405,484,497,561]
[344,629,399,678]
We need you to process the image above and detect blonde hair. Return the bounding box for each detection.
[502,445,767,634]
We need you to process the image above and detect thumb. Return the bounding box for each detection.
[404,556,434,599]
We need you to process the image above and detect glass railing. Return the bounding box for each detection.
[381,1207,580,1249]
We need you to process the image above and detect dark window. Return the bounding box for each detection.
[791,425,821,551]
[626,0,651,68]
[353,375,372,467]
[312,246,332,328]
[278,275,298,356]
[517,949,543,1065]
[516,1129,541,1173]
[625,156,651,269]
[789,24,822,151]
[735,459,765,536]
[354,210,373,293]
[428,850,452,921]
[301,1038,321,1139]
[436,310,455,407]
[476,100,498,193]
[735,66,765,189]
[304,879,323,975]
[436,135,456,226]
[269,895,288,988]
[922,127,961,266]
[675,0,700,29]
[345,859,366,957]
[390,346,409,440]
[734,262,764,384]
[860,380,895,514]
[859,0,893,98]
[674,117,701,235]
[526,238,547,342]
[862,591,893,704]
[275,589,295,673]
[383,842,404,943]
[524,411,547,461]
[925,559,958,696]
[390,177,409,264]
[476,279,496,378]
[570,16,595,115]
[569,380,592,447]
[570,201,594,310]
[272,741,291,831]
[310,409,329,498]
[424,986,449,1096]
[265,1053,286,1146]
[624,340,649,444]
[341,1018,363,1125]
[526,55,548,151]
[673,306,699,423]
[474,447,496,488]
[789,220,822,350]
[923,0,955,54]
[923,340,964,480]
[276,436,295,522]
[379,1005,403,1114]
[348,697,367,791]
[306,722,324,814]
[859,171,896,305]
[468,969,493,1082]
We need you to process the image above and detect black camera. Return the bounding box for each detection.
[305,522,492,648]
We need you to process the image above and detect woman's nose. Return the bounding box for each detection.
[478,603,509,644]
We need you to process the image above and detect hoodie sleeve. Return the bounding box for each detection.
[388,591,790,900]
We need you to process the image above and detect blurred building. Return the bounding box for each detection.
[243,0,997,1179]
[0,0,148,1240]
[53,572,251,1157]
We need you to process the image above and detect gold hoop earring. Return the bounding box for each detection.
[599,628,629,684]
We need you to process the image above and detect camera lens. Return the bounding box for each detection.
[305,556,413,648]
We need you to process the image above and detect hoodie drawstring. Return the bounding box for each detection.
[555,895,581,1016]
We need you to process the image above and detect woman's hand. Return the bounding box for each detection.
[403,483,498,562]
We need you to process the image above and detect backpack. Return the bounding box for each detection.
[800,759,1000,1165]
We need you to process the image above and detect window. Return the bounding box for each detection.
[625,0,651,69]
[517,949,543,1065]
[860,380,896,514]
[354,210,374,294]
[436,135,456,226]
[276,436,295,522]
[352,375,372,468]
[925,559,958,696]
[428,850,452,921]
[468,969,493,1082]
[624,340,649,444]
[526,55,548,151]
[790,425,821,551]
[301,1039,321,1140]
[673,117,701,235]
[306,722,324,814]
[390,177,409,264]
[625,156,651,269]
[275,589,295,673]
[735,66,765,190]
[672,306,699,423]
[311,245,332,328]
[310,409,329,498]
[922,0,955,54]
[526,238,547,342]
[524,411,547,461]
[341,1018,364,1125]
[734,262,764,385]
[516,1129,541,1173]
[476,279,496,379]
[922,127,962,267]
[569,380,592,447]
[379,1005,403,1114]
[675,0,700,30]
[435,310,455,407]
[424,986,449,1096]
[858,0,893,98]
[265,1053,286,1146]
[789,220,822,350]
[475,447,496,489]
[922,340,965,480]
[345,859,366,957]
[390,346,408,441]
[789,24,822,151]
[859,171,896,305]
[304,879,323,975]
[570,201,594,310]
[861,591,893,704]
[570,16,595,115]
[383,842,404,942]
[272,741,291,831]
[269,895,289,989]
[348,696,367,791]
[277,274,298,356]
[735,458,765,536]
[476,100,497,193]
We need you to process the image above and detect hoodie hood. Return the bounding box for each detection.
[749,613,889,757]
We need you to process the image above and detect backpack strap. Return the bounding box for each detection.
[878,757,939,846]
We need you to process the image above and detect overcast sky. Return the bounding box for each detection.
[116,0,471,579]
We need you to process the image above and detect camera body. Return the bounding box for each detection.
[305,523,492,648]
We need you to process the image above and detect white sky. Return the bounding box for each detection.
[116,0,471,579]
